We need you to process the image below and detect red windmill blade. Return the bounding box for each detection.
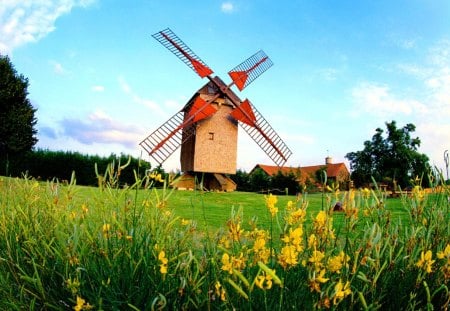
[152,28,213,78]
[228,50,273,91]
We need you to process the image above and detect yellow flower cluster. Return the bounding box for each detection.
[255,271,273,290]
[250,229,271,264]
[149,172,164,183]
[221,253,246,274]
[265,193,278,217]
[333,280,351,304]
[327,251,350,274]
[278,226,304,269]
[437,244,450,280]
[285,205,307,225]
[73,296,93,311]
[227,219,244,242]
[313,211,335,240]
[416,250,435,273]
[309,268,329,293]
[158,250,168,275]
[214,281,227,301]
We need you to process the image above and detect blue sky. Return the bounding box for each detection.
[1,0,450,174]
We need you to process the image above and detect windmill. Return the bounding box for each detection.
[140,28,292,191]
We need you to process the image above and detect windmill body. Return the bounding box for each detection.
[140,28,292,191]
[180,81,238,174]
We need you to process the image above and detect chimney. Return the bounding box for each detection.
[325,156,333,165]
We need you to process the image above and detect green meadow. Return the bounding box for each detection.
[0,170,449,310]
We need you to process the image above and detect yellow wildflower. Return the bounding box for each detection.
[314,211,327,228]
[219,235,231,249]
[308,250,325,271]
[81,204,89,216]
[286,207,307,225]
[231,252,246,271]
[282,226,304,251]
[102,223,111,238]
[362,187,370,198]
[327,251,350,274]
[308,268,329,293]
[158,250,168,275]
[313,211,335,240]
[265,193,278,217]
[437,244,450,260]
[255,271,273,290]
[437,244,450,280]
[308,234,318,249]
[416,250,435,273]
[149,172,164,183]
[69,211,77,220]
[215,281,227,301]
[252,236,271,264]
[221,253,246,274]
[221,253,233,274]
[181,218,190,226]
[73,296,93,311]
[278,245,298,269]
[286,200,294,211]
[412,185,425,201]
[227,220,244,241]
[332,280,352,305]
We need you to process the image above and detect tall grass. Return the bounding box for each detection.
[0,167,449,310]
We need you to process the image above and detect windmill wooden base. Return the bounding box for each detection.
[172,172,236,192]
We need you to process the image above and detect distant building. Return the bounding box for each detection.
[250,157,350,190]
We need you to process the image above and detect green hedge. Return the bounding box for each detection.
[0,149,151,186]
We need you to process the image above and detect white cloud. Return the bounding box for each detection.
[61,109,144,148]
[351,82,427,117]
[48,60,69,75]
[0,0,96,55]
[118,76,166,117]
[221,2,234,13]
[91,85,105,92]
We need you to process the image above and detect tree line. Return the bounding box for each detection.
[1,149,150,187]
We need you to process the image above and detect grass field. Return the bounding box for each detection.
[1,171,449,310]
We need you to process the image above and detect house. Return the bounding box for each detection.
[251,157,350,189]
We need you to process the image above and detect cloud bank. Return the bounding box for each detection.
[0,0,95,54]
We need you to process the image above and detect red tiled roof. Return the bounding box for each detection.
[252,163,349,179]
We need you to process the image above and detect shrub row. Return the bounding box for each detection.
[0,149,151,186]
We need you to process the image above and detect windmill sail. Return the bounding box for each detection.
[152,28,213,78]
[232,100,292,167]
[140,111,186,164]
[228,50,273,91]
[140,97,218,164]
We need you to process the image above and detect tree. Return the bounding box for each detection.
[345,121,430,188]
[0,55,37,160]
[231,169,251,192]
[248,168,270,192]
[271,170,300,195]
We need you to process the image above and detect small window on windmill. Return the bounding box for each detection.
[208,132,214,140]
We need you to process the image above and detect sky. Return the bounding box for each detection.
[1,0,450,175]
